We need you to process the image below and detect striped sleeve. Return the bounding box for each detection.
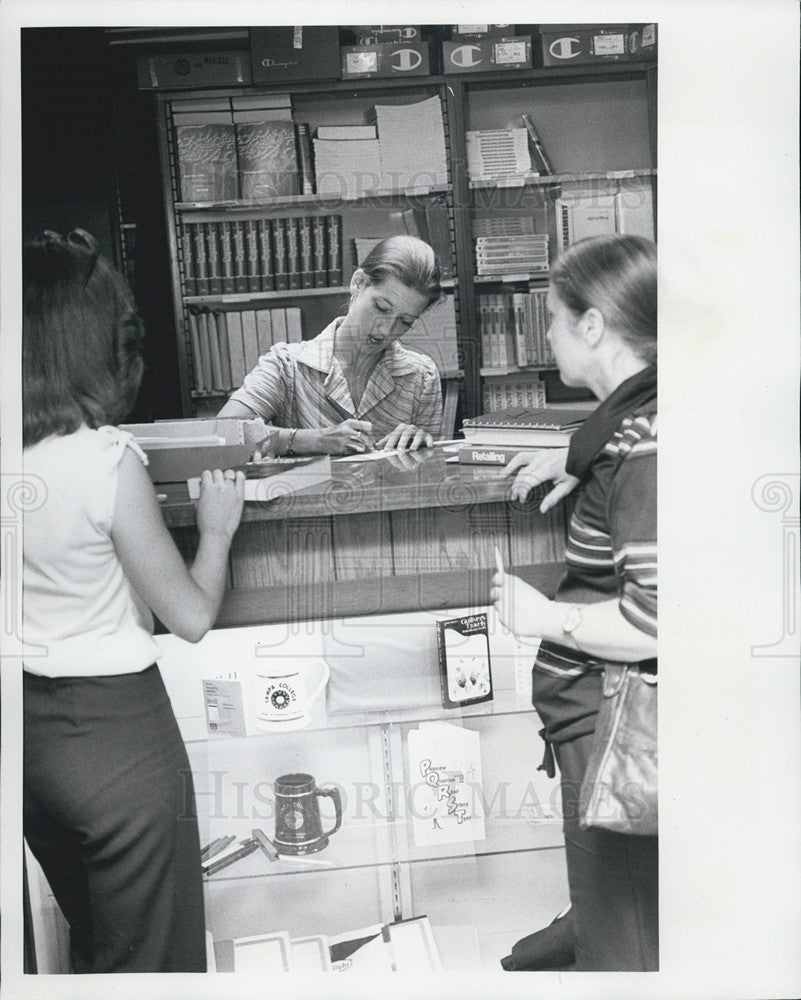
[410,359,444,438]
[608,415,657,637]
[228,344,293,421]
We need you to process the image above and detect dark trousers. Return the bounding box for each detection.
[23,666,206,973]
[555,732,659,971]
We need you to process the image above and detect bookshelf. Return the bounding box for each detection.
[151,51,656,420]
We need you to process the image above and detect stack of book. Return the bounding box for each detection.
[182,215,342,295]
[472,214,537,239]
[474,233,549,275]
[466,128,533,183]
[461,405,589,448]
[389,198,454,279]
[478,289,554,369]
[313,136,383,198]
[366,95,448,189]
[187,306,302,394]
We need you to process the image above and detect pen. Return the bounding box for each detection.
[201,834,235,863]
[251,828,279,862]
[494,545,505,576]
[203,838,258,876]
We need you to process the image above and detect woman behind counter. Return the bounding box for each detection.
[219,234,444,454]
[492,233,658,972]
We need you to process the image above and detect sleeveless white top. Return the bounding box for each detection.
[23,424,161,677]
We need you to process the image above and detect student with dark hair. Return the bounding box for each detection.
[22,229,245,973]
[219,234,444,453]
[492,234,658,971]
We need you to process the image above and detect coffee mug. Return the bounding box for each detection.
[273,773,342,855]
[252,659,329,731]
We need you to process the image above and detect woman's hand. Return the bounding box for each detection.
[490,567,558,638]
[196,468,245,541]
[504,448,579,510]
[376,423,433,451]
[299,419,375,455]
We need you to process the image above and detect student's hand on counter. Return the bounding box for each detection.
[504,448,579,511]
[376,423,433,452]
[196,468,245,541]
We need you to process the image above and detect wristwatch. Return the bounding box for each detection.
[561,604,583,636]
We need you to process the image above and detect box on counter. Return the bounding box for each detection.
[250,26,341,83]
[341,43,430,79]
[451,25,514,38]
[203,678,258,737]
[137,51,251,90]
[443,36,532,74]
[351,25,422,44]
[539,23,656,66]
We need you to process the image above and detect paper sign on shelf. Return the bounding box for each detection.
[406,722,485,847]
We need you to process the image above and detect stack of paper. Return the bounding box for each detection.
[313,138,383,198]
[367,95,448,190]
[466,128,533,183]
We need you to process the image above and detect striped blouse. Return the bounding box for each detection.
[227,317,443,439]
[531,408,658,743]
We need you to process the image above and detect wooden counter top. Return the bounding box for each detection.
[158,445,546,528]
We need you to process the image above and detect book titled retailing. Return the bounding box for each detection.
[457,444,543,466]
[436,613,493,709]
[187,455,331,503]
[461,406,589,448]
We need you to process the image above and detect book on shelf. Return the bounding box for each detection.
[297,215,314,288]
[225,310,247,387]
[466,128,533,182]
[204,222,222,295]
[205,310,225,390]
[192,223,209,295]
[614,178,655,240]
[218,220,235,294]
[231,220,248,293]
[254,309,272,356]
[236,119,299,200]
[511,291,527,367]
[214,312,232,390]
[482,377,546,412]
[240,310,259,372]
[174,111,238,203]
[182,222,197,295]
[284,216,301,290]
[311,215,328,287]
[436,612,493,709]
[187,311,206,390]
[462,406,588,447]
[456,444,544,466]
[294,122,315,195]
[271,306,288,344]
[472,214,536,238]
[187,454,332,503]
[285,306,303,344]
[316,124,377,140]
[520,112,554,175]
[271,218,289,290]
[424,198,454,279]
[313,137,383,198]
[256,219,274,291]
[555,192,617,252]
[326,215,342,285]
[243,219,261,293]
[195,311,214,390]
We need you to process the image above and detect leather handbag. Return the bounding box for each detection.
[579,662,657,835]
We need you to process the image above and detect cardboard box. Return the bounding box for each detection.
[137,51,252,90]
[443,36,532,74]
[539,23,632,66]
[341,43,430,79]
[351,25,422,44]
[250,26,340,83]
[628,23,658,61]
[451,25,515,38]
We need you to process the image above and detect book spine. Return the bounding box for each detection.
[520,113,554,175]
[284,216,301,290]
[456,445,535,466]
[285,306,303,344]
[187,310,205,390]
[219,221,235,294]
[241,310,259,372]
[254,308,273,356]
[270,307,287,345]
[271,218,289,291]
[182,223,197,296]
[512,292,527,367]
[298,215,314,289]
[193,311,211,390]
[311,215,328,287]
[295,122,315,195]
[257,218,275,291]
[208,310,225,390]
[231,219,248,293]
[226,310,247,387]
[215,311,233,390]
[205,222,223,295]
[435,621,449,709]
[193,223,209,295]
[244,219,261,293]
[424,199,453,278]
[326,215,342,286]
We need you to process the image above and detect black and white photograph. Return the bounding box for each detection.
[0,2,799,999]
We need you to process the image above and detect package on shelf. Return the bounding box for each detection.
[466,128,533,182]
[451,24,515,38]
[137,51,251,90]
[366,95,448,189]
[539,23,656,67]
[313,137,383,198]
[340,43,430,80]
[249,26,341,83]
[443,35,532,74]
[350,25,422,44]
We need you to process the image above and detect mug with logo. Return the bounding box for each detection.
[273,773,343,855]
[252,659,329,731]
